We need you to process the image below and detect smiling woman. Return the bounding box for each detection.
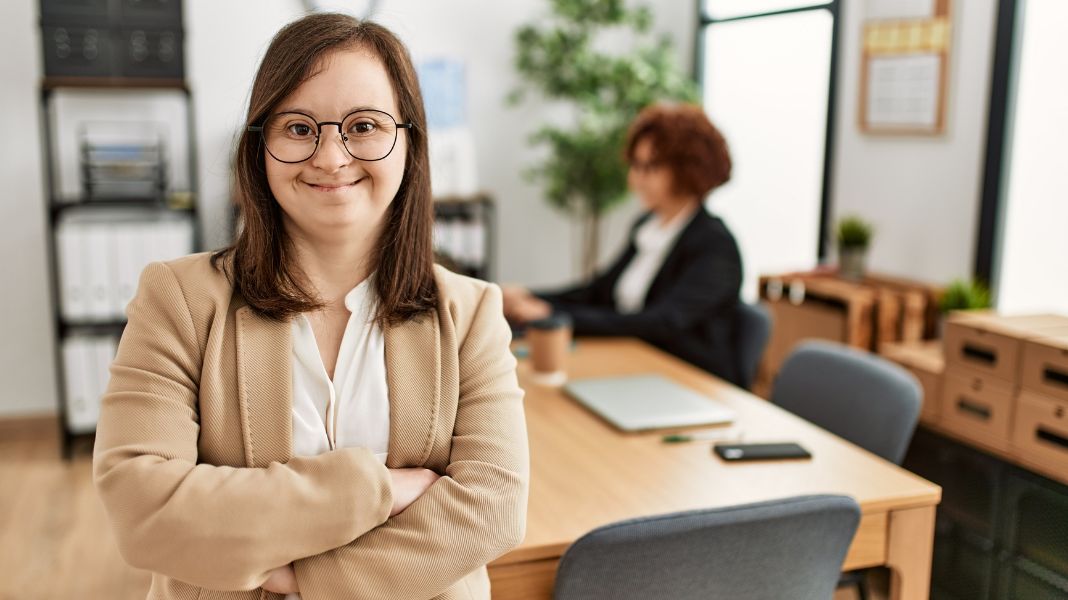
[92,12,529,600]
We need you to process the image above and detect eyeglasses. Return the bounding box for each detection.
[628,158,663,174]
[248,108,413,163]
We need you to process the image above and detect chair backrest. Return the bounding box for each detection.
[734,301,772,390]
[771,340,922,464]
[553,495,861,600]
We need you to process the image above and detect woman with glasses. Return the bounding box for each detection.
[93,13,528,600]
[503,103,744,386]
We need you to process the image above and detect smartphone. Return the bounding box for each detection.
[713,442,812,461]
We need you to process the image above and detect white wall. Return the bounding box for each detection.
[992,0,1068,314]
[0,1,58,417]
[831,0,999,285]
[0,0,695,417]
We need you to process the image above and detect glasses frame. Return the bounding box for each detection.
[248,108,414,164]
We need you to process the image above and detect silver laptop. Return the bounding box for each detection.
[564,374,735,432]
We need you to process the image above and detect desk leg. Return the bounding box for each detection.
[885,505,936,600]
[489,558,557,600]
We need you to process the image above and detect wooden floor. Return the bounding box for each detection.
[0,422,884,600]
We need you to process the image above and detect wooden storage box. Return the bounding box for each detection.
[1021,332,1068,403]
[940,366,1015,453]
[756,275,875,392]
[881,340,944,425]
[943,312,1068,384]
[1012,391,1068,481]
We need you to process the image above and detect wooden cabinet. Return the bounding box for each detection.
[756,269,941,392]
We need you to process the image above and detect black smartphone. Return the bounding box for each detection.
[713,442,812,461]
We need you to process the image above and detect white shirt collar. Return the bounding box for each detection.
[343,273,377,314]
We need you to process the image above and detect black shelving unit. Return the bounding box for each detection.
[904,426,1068,599]
[37,0,198,460]
[432,194,496,281]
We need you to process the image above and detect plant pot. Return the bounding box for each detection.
[839,245,868,281]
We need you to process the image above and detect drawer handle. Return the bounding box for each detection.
[1037,428,1068,451]
[962,344,997,365]
[957,398,991,421]
[1043,367,1068,389]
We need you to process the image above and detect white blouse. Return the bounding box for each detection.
[286,276,391,599]
[613,203,701,314]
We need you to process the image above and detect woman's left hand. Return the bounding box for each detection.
[262,564,299,594]
[512,297,552,324]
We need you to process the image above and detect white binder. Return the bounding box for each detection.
[57,220,89,321]
[112,221,144,319]
[89,335,117,429]
[62,337,94,434]
[84,223,113,321]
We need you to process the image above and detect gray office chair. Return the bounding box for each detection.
[734,301,772,390]
[771,340,922,465]
[771,340,923,600]
[553,495,861,600]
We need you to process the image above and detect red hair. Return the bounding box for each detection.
[624,103,732,198]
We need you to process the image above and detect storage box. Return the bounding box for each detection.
[1021,332,1068,404]
[881,340,944,425]
[943,312,1068,384]
[42,24,114,78]
[941,366,1015,453]
[1012,391,1068,481]
[40,0,110,24]
[757,275,874,389]
[115,27,183,79]
[116,0,183,26]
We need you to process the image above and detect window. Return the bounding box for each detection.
[991,0,1068,313]
[697,1,838,301]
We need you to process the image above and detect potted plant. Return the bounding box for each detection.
[939,278,992,314]
[836,215,874,280]
[937,278,992,337]
[508,0,697,278]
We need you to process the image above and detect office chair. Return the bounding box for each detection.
[771,340,922,464]
[553,495,861,600]
[733,301,772,390]
[771,339,923,599]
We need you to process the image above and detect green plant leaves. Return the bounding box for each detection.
[509,0,698,218]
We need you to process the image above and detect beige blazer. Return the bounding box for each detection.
[92,253,530,600]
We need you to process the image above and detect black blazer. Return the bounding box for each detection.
[532,208,744,385]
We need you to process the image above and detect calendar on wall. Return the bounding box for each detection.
[859,0,953,134]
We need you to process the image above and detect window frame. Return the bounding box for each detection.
[694,0,842,261]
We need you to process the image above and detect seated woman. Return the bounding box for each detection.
[503,103,743,385]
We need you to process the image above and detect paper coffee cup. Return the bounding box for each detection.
[527,313,572,377]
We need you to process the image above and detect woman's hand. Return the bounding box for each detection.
[500,285,532,321]
[388,467,441,516]
[262,563,299,594]
[511,297,552,325]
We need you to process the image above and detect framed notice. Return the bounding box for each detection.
[859,0,952,134]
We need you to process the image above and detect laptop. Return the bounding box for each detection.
[563,374,736,432]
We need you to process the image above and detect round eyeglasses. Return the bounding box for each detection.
[248,108,413,163]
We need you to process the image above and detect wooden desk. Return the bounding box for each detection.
[488,338,942,600]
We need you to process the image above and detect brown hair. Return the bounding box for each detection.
[211,13,437,325]
[623,103,732,199]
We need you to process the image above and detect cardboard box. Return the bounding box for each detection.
[881,340,944,425]
[1021,332,1068,404]
[943,312,1068,384]
[1012,390,1068,481]
[940,365,1015,452]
